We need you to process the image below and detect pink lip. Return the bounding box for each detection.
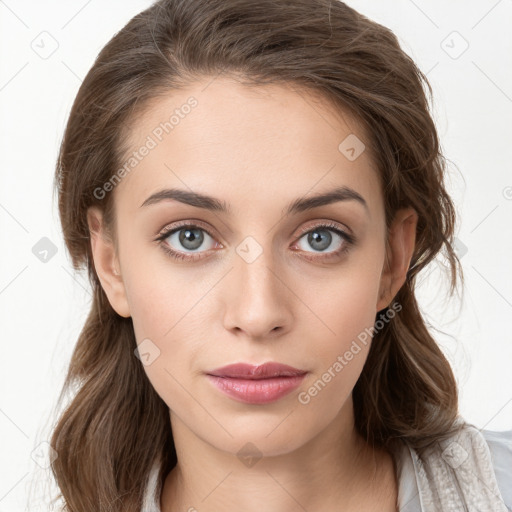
[206,362,307,404]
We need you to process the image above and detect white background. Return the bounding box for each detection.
[0,0,511,510]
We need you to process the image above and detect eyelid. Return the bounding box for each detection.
[295,219,353,240]
[156,219,351,242]
[156,219,221,243]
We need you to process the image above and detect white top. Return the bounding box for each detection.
[141,423,512,511]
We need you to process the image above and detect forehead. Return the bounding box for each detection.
[113,76,382,219]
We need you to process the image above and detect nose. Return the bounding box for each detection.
[221,242,294,341]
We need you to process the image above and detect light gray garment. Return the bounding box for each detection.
[396,425,511,511]
[142,423,512,511]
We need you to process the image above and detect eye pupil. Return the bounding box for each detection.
[308,229,332,251]
[179,228,204,250]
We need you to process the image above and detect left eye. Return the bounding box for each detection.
[295,225,351,254]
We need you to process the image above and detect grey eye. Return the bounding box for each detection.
[165,227,215,253]
[297,228,344,253]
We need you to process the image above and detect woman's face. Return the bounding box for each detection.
[89,76,415,457]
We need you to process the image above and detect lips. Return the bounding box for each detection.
[206,362,307,379]
[205,362,308,404]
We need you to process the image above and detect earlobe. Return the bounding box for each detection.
[87,206,131,318]
[376,207,418,312]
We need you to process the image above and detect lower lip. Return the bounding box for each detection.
[206,374,307,404]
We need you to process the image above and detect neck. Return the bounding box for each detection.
[160,396,397,512]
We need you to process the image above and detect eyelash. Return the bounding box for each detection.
[154,221,356,262]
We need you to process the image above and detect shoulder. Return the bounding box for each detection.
[440,421,512,510]
[141,460,163,512]
[479,426,512,509]
[397,420,512,511]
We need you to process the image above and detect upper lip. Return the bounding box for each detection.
[207,362,307,379]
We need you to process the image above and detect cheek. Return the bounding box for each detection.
[125,267,203,409]
[125,260,219,344]
[121,233,189,339]
[295,282,380,416]
[308,288,376,385]
[122,251,211,388]
[313,253,384,350]
[299,248,383,390]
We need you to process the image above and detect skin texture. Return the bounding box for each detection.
[88,76,418,512]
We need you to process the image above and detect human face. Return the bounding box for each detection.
[104,76,391,456]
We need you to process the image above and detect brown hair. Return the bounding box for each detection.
[50,0,465,510]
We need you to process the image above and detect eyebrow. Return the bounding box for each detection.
[140,186,369,216]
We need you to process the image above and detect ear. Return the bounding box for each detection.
[376,207,418,311]
[87,206,131,318]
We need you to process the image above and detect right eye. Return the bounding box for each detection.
[155,223,222,261]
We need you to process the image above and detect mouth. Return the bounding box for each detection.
[206,362,307,379]
[206,362,307,404]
